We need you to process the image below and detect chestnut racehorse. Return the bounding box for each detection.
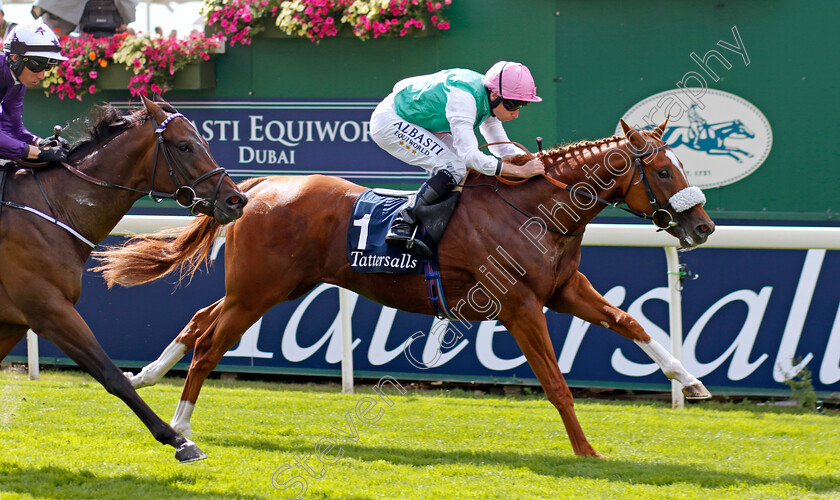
[0,96,247,462]
[94,119,714,458]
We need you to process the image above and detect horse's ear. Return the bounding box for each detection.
[141,94,167,123]
[153,94,178,114]
[653,116,669,139]
[620,119,647,149]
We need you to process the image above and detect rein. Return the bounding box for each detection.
[481,139,676,235]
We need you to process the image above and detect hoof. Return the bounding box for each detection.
[175,439,207,463]
[683,382,712,399]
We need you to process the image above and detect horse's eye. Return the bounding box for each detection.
[177,143,191,152]
[657,169,670,179]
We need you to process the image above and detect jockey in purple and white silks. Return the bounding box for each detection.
[370,61,545,257]
[0,21,69,163]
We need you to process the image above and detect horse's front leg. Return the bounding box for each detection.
[502,303,603,458]
[547,271,711,399]
[19,293,206,462]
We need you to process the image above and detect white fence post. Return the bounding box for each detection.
[26,329,39,381]
[339,288,355,394]
[664,247,684,409]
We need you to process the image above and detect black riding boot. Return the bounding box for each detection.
[386,169,456,257]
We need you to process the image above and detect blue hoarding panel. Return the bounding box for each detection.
[11,239,840,395]
[118,99,425,185]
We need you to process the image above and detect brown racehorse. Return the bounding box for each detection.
[94,119,714,458]
[0,95,247,462]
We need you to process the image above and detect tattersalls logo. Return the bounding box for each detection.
[618,89,773,189]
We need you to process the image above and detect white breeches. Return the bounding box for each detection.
[369,95,466,182]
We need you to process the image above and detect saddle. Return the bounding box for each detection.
[346,188,461,274]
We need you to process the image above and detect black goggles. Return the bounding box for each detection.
[502,99,529,111]
[23,56,59,72]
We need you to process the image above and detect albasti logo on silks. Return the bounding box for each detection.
[618,89,773,189]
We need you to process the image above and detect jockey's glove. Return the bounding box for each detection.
[37,136,70,150]
[36,146,68,163]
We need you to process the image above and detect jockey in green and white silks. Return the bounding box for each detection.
[370,61,545,257]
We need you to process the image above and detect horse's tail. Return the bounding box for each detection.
[91,215,222,288]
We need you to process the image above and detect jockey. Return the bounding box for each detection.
[1,21,69,164]
[687,104,709,149]
[370,61,545,257]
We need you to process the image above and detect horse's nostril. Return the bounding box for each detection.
[227,195,247,209]
[697,224,711,236]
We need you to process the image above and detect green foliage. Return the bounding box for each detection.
[781,360,818,410]
[1,370,839,499]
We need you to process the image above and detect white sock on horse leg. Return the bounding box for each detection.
[634,339,700,387]
[171,400,195,437]
[128,340,188,388]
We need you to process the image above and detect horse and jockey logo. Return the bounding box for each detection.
[619,89,772,188]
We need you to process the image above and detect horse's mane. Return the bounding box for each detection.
[67,101,178,159]
[509,130,659,167]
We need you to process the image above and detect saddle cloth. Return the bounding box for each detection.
[346,190,436,274]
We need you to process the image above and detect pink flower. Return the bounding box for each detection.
[88,85,96,94]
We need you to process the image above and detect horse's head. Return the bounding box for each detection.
[141,95,247,224]
[732,119,755,139]
[620,119,714,247]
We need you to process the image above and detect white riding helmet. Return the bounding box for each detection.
[4,21,67,60]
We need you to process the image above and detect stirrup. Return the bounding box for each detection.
[404,225,419,250]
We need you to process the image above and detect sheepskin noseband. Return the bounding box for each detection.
[668,186,706,213]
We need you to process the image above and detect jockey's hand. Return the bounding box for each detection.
[502,157,545,179]
[500,157,545,178]
[520,157,546,178]
[38,136,69,150]
[36,146,68,163]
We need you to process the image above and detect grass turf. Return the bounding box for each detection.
[1,369,838,499]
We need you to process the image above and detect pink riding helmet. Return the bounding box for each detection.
[483,61,542,102]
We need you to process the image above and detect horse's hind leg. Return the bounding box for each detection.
[127,298,224,389]
[171,297,265,436]
[504,307,602,458]
[0,326,27,360]
[548,271,710,399]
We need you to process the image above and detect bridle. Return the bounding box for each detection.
[61,111,229,213]
[486,138,680,236]
[0,110,231,250]
[614,140,678,231]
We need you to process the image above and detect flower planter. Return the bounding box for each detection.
[171,61,216,90]
[95,65,132,89]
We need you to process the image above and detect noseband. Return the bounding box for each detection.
[62,111,230,214]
